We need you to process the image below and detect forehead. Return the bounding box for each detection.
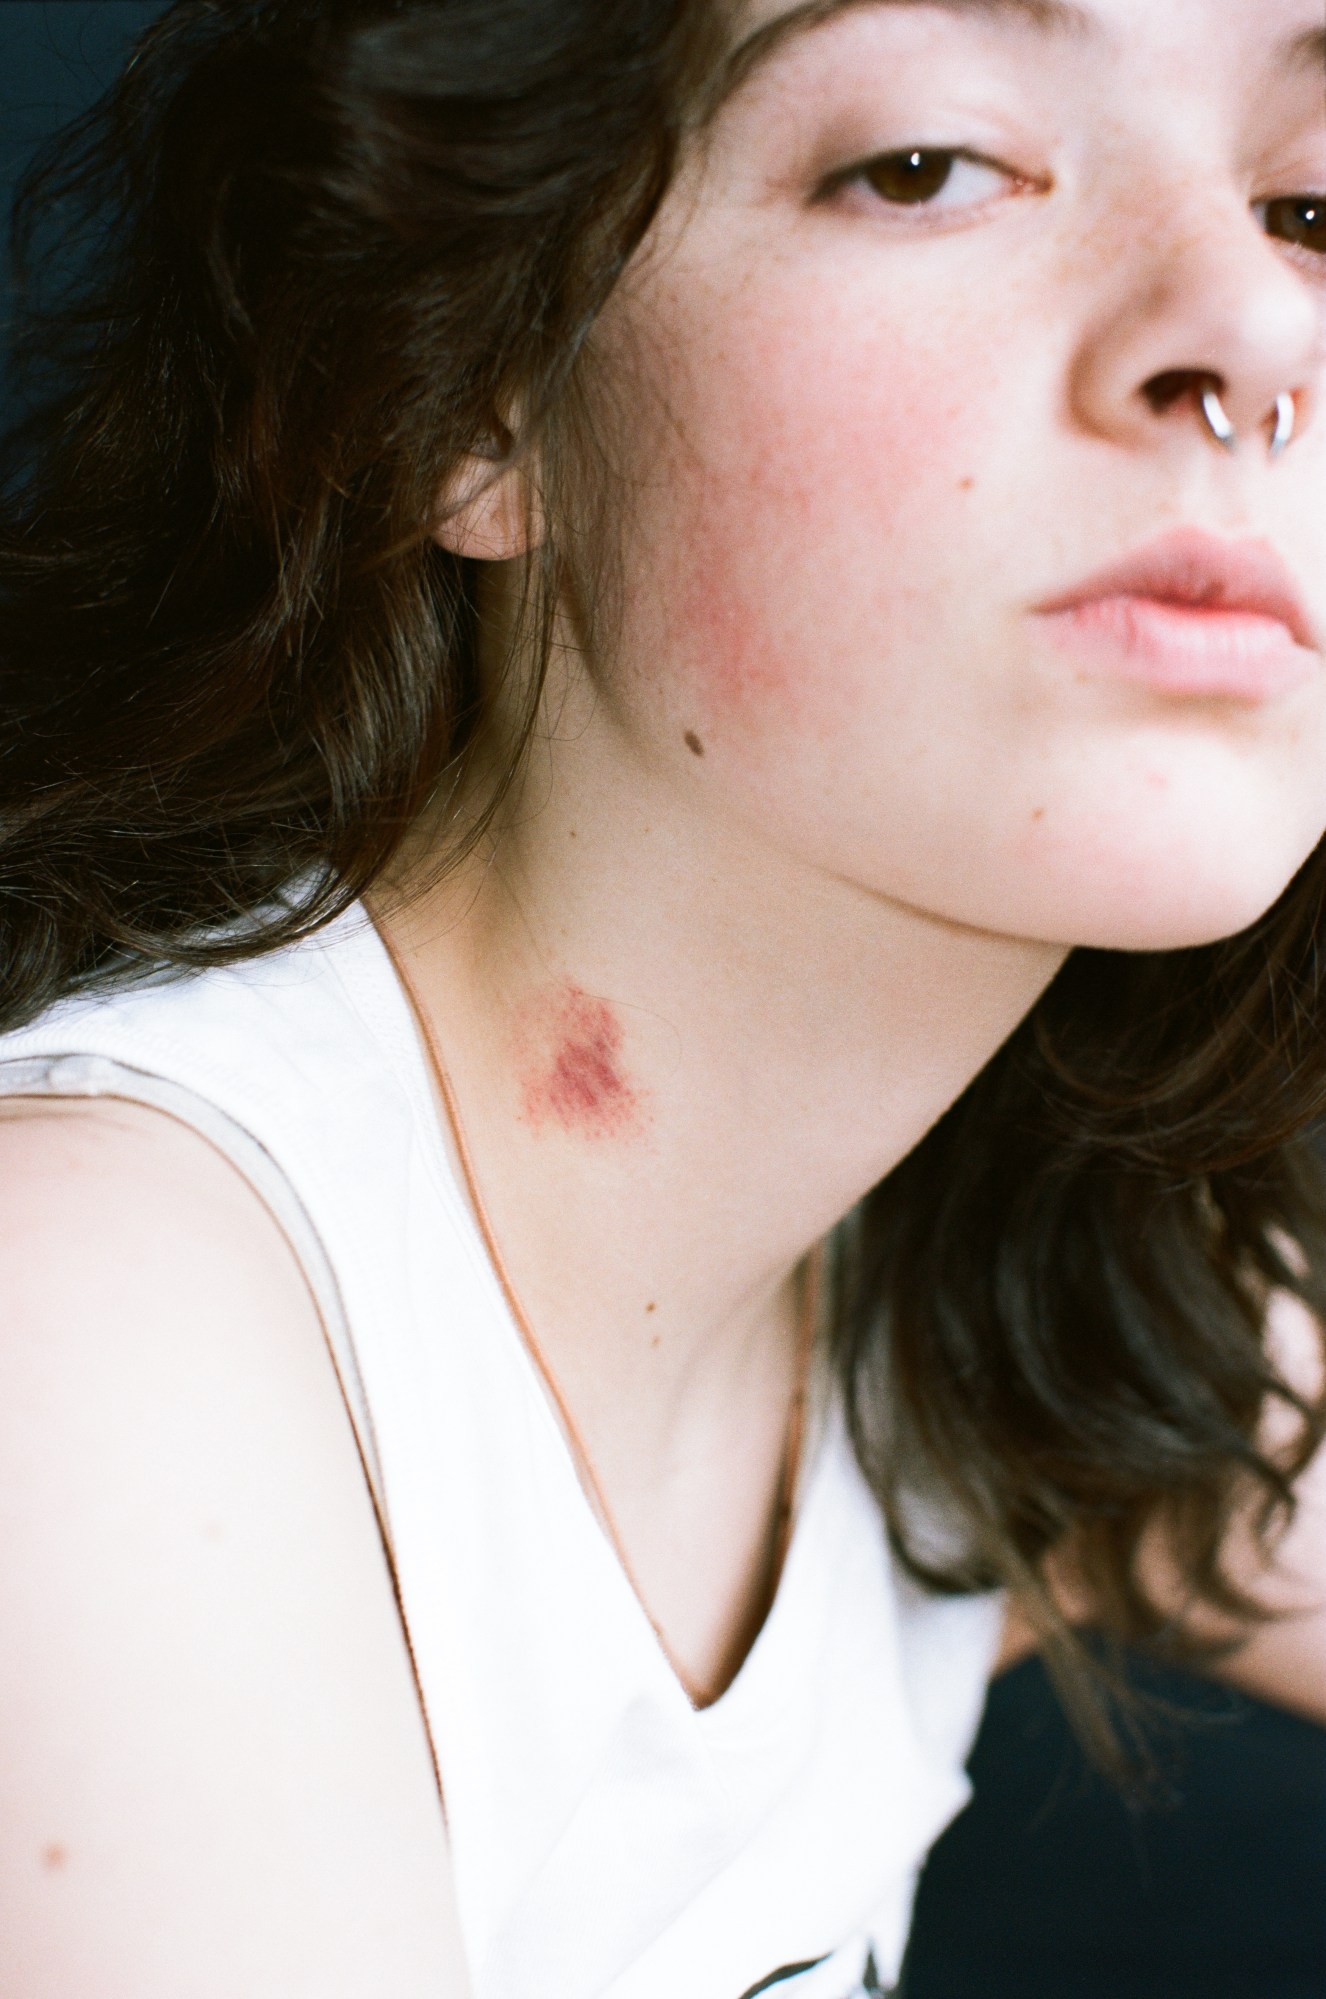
[720,0,1326,93]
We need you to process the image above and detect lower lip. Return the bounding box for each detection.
[1038,595,1317,702]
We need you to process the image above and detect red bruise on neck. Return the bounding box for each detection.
[516,983,646,1139]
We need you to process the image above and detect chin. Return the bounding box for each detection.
[995,742,1326,955]
[1044,845,1323,955]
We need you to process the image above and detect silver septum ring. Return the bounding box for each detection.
[1269,392,1297,458]
[1199,385,1238,452]
[1199,385,1297,458]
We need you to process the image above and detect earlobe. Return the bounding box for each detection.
[431,453,542,562]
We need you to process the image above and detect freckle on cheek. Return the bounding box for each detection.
[515,985,646,1140]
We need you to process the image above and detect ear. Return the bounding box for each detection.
[431,451,543,562]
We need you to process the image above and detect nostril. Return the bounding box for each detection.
[1143,368,1219,416]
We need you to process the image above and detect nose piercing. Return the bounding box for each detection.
[1198,385,1238,452]
[1268,392,1296,458]
[1197,385,1298,457]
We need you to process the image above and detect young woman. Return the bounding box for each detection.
[0,0,1323,1992]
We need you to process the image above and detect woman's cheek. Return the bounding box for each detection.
[637,299,993,745]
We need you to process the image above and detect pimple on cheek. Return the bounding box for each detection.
[514,983,648,1141]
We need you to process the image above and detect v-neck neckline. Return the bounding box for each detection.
[362,904,828,1715]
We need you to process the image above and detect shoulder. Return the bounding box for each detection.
[1207,1288,1326,1723]
[993,1288,1326,1718]
[0,1090,305,1289]
[0,1100,464,1995]
[0,1096,335,1424]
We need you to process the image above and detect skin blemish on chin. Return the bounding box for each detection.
[42,1844,68,1871]
[684,730,705,757]
[515,983,647,1140]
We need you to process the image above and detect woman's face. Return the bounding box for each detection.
[591,0,1326,951]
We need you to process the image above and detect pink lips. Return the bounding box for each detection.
[1035,528,1321,701]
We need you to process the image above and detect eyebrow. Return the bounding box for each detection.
[1282,23,1326,73]
[718,0,1097,104]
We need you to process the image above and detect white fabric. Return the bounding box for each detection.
[0,906,1002,1999]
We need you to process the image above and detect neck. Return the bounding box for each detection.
[377,677,1064,1693]
[381,702,1064,1466]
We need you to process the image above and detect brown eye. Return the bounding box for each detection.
[861,150,958,205]
[1263,196,1326,256]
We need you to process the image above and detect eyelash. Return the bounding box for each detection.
[824,151,1326,267]
[1257,196,1326,264]
[822,147,1032,220]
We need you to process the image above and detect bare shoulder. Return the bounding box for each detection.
[992,1289,1326,1721]
[0,1099,466,1997]
[0,1091,315,1304]
[1208,1288,1326,1724]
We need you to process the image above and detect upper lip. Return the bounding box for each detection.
[1037,527,1319,652]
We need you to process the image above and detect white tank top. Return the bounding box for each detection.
[0,904,1001,1999]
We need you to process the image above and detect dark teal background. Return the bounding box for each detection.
[0,2,162,433]
[1,7,1324,1993]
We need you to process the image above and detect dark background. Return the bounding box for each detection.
[2,7,1324,1994]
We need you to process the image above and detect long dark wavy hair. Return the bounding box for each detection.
[3,0,1324,1757]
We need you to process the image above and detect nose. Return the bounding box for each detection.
[1069,189,1323,459]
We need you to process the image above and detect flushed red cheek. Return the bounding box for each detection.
[674,546,800,714]
[515,983,647,1140]
[656,338,958,733]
